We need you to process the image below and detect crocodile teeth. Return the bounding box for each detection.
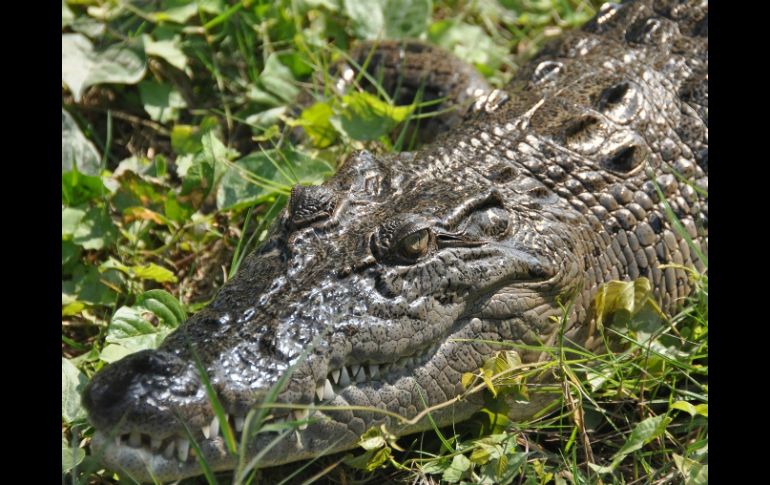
[177,438,190,462]
[210,416,220,439]
[129,432,141,448]
[235,416,245,432]
[331,369,340,384]
[323,379,334,400]
[339,366,351,386]
[163,440,175,459]
[151,436,162,451]
[369,364,379,379]
[294,409,309,430]
[315,382,325,401]
[355,366,367,383]
[201,424,210,439]
[351,364,361,376]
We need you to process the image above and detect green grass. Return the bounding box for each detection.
[62,1,706,483]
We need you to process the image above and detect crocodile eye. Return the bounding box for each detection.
[398,229,431,259]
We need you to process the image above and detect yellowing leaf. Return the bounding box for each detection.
[131,263,178,283]
[594,277,664,329]
[123,206,167,225]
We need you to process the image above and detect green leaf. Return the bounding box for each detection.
[181,132,230,200]
[593,278,664,329]
[428,20,507,76]
[62,0,74,28]
[62,207,86,239]
[171,125,202,155]
[112,170,167,215]
[62,108,101,175]
[358,426,387,451]
[62,34,146,102]
[65,265,122,306]
[62,301,86,317]
[673,453,708,485]
[62,358,88,423]
[344,0,432,39]
[670,400,698,417]
[72,18,106,38]
[421,457,451,474]
[442,454,471,483]
[62,169,106,206]
[153,2,199,23]
[131,263,178,283]
[102,290,185,359]
[330,91,413,141]
[260,53,299,103]
[99,344,133,364]
[72,206,116,250]
[163,191,194,223]
[62,433,86,473]
[383,0,432,38]
[216,148,333,210]
[295,102,337,148]
[590,415,672,474]
[137,289,187,326]
[344,447,391,471]
[62,240,80,268]
[138,80,186,123]
[142,34,188,72]
[109,306,156,337]
[245,106,288,131]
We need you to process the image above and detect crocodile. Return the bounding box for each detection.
[82,0,708,481]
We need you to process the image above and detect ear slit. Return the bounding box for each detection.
[439,190,505,229]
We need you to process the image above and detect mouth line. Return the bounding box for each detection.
[97,410,295,465]
[95,340,447,466]
[322,340,442,397]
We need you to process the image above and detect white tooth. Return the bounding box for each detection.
[339,366,351,386]
[355,367,367,383]
[407,357,415,368]
[323,379,335,400]
[369,364,379,379]
[380,363,391,374]
[177,438,190,462]
[210,416,220,439]
[163,440,175,459]
[129,432,141,448]
[351,364,361,376]
[316,382,325,401]
[235,416,245,432]
[201,425,210,439]
[151,436,162,450]
[331,369,340,384]
[294,409,309,421]
[294,409,309,430]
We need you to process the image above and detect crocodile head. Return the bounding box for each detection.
[83,144,594,481]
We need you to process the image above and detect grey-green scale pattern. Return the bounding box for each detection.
[82,0,708,481]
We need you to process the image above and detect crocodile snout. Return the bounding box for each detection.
[83,349,206,435]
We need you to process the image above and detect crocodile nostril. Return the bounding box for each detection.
[82,350,186,416]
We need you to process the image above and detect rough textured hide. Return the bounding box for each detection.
[82,0,708,481]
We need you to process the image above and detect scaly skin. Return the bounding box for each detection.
[82,0,708,481]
